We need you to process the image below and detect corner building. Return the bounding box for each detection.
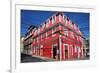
[30,12,84,61]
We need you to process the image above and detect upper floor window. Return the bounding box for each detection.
[74,24,78,31]
[42,33,44,39]
[59,14,62,22]
[52,27,56,35]
[42,24,45,30]
[37,37,38,42]
[46,21,49,28]
[75,46,77,52]
[46,32,48,39]
[64,16,67,24]
[67,18,69,21]
[34,38,35,43]
[76,35,79,41]
[52,16,55,24]
[34,30,36,36]
[64,27,68,36]
[41,34,42,41]
[70,31,74,38]
[37,28,40,34]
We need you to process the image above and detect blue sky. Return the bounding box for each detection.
[21,10,89,39]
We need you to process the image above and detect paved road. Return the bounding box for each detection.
[21,53,47,63]
[21,53,89,63]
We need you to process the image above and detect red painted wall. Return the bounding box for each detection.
[31,12,84,60]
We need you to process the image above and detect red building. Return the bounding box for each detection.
[24,12,84,61]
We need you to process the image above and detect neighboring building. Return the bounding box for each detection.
[24,12,85,61]
[23,25,36,55]
[21,36,24,53]
[83,39,90,58]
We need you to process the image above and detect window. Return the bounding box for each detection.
[42,33,44,39]
[75,46,77,52]
[64,27,68,36]
[46,22,48,28]
[33,47,35,54]
[70,31,74,38]
[38,27,40,34]
[37,37,38,42]
[48,20,50,25]
[34,30,36,36]
[52,27,56,36]
[46,32,48,39]
[70,21,73,29]
[71,45,73,55]
[67,18,69,21]
[52,16,55,24]
[34,38,35,43]
[40,45,43,48]
[42,24,45,30]
[64,16,66,24]
[76,35,79,41]
[59,14,61,22]
[35,38,37,42]
[74,24,77,30]
[41,35,42,41]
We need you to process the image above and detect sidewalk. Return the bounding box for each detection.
[32,55,56,61]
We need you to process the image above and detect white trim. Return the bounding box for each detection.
[46,32,47,39]
[59,14,61,22]
[59,35,62,60]
[76,46,80,58]
[70,45,73,56]
[52,16,54,24]
[54,16,56,23]
[13,4,96,73]
[74,46,77,53]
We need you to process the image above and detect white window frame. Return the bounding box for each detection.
[64,27,68,36]
[42,24,44,29]
[75,46,77,53]
[71,31,74,38]
[64,16,66,24]
[38,27,40,34]
[52,27,56,36]
[70,45,73,55]
[59,14,61,22]
[52,44,57,58]
[52,16,55,24]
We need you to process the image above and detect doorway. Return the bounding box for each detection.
[64,45,68,60]
[53,46,57,59]
[52,44,59,60]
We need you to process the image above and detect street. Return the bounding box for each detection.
[21,53,89,63]
[21,53,47,63]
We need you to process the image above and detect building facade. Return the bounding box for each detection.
[24,12,84,61]
[21,36,24,53]
[23,25,36,55]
